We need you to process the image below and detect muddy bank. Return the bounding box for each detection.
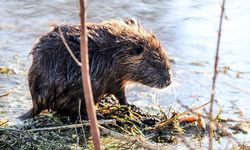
[1,96,249,149]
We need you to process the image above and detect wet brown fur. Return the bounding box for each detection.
[20,18,171,119]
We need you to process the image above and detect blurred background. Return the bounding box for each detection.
[0,0,249,148]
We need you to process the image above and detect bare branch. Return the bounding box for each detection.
[79,0,101,149]
[223,82,250,95]
[0,92,9,98]
[0,120,115,132]
[153,100,210,131]
[208,0,226,149]
[99,125,167,150]
[58,26,82,66]
[177,99,243,147]
[78,98,87,148]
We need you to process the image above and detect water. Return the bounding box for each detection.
[0,0,250,149]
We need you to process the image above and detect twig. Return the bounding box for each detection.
[0,120,9,126]
[177,100,243,147]
[153,100,210,131]
[153,111,187,131]
[77,98,87,148]
[74,100,81,150]
[0,92,9,98]
[223,82,250,95]
[209,0,226,149]
[79,0,101,149]
[99,125,167,150]
[58,26,82,66]
[74,125,80,150]
[191,101,210,111]
[220,118,247,123]
[0,120,115,132]
[126,139,138,149]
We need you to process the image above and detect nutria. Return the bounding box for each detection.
[20,18,171,119]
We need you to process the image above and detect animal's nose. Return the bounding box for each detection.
[162,70,171,79]
[165,79,171,86]
[162,70,171,86]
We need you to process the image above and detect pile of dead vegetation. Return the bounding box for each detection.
[1,96,247,149]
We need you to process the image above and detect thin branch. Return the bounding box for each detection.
[191,101,210,111]
[0,120,115,132]
[78,98,87,148]
[177,99,243,147]
[99,125,167,150]
[58,26,82,66]
[223,82,250,95]
[153,100,210,130]
[0,120,9,126]
[74,123,80,150]
[79,0,101,149]
[208,0,226,149]
[0,92,9,98]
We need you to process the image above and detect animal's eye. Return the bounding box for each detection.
[130,45,144,55]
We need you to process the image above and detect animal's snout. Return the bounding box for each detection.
[162,70,171,80]
[165,79,171,86]
[162,70,171,86]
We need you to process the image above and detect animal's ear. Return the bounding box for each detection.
[124,17,141,27]
[130,44,144,55]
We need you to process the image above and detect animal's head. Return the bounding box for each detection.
[88,18,171,89]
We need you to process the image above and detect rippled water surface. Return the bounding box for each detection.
[0,0,250,148]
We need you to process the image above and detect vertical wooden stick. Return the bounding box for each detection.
[79,0,101,149]
[208,0,226,150]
